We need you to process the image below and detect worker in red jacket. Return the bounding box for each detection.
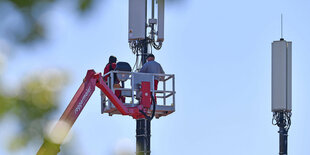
[104,56,117,81]
[104,55,125,102]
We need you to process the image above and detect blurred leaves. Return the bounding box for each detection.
[0,0,95,45]
[79,0,93,12]
[0,0,185,45]
[0,0,93,153]
[0,69,68,151]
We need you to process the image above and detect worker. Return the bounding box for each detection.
[140,53,165,91]
[104,55,125,102]
[104,55,117,81]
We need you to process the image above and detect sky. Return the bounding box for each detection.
[1,0,310,154]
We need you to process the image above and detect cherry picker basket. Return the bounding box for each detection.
[101,71,175,118]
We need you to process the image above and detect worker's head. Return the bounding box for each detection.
[146,53,155,62]
[109,55,117,64]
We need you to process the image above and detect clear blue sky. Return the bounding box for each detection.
[2,0,310,154]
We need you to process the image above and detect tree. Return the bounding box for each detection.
[0,0,96,44]
[0,0,94,153]
[0,69,68,151]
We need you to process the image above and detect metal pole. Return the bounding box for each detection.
[136,39,151,155]
[136,41,151,154]
[278,112,288,155]
[137,1,151,153]
[141,0,148,65]
[136,119,151,155]
[141,40,148,65]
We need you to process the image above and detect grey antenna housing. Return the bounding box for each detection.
[271,39,292,112]
[271,37,292,155]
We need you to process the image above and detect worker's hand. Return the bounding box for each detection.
[159,76,164,81]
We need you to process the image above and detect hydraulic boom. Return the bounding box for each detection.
[37,69,153,154]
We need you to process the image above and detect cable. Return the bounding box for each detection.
[139,94,157,121]
[285,112,292,131]
[272,112,278,125]
[152,41,162,50]
[272,111,292,131]
[133,53,139,71]
[139,109,150,120]
[149,94,156,120]
[150,41,153,54]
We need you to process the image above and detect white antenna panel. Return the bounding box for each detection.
[157,0,164,42]
[129,0,146,41]
[272,40,292,112]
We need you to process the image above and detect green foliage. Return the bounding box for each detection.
[0,94,14,118]
[0,70,68,151]
[8,0,56,9]
[0,0,183,45]
[0,0,95,44]
[79,0,93,12]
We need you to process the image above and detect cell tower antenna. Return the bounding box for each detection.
[272,27,292,155]
[281,14,284,40]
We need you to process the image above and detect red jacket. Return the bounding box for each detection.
[104,63,116,81]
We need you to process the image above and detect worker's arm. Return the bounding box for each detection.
[139,63,148,73]
[159,64,165,74]
[158,64,165,81]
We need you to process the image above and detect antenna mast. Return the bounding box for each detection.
[281,14,284,40]
[272,22,292,154]
[128,1,165,154]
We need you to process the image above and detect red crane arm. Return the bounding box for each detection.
[60,70,97,127]
[37,70,98,155]
[37,70,150,155]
